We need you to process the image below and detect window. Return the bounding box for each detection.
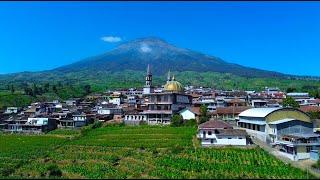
[211,139,214,144]
[228,137,232,139]
[306,146,312,153]
[208,131,212,135]
[239,137,243,139]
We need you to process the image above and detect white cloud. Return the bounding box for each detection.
[140,43,152,53]
[101,36,122,43]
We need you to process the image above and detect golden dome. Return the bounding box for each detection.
[164,80,184,92]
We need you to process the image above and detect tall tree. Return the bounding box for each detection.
[286,87,296,93]
[84,85,92,95]
[282,96,300,108]
[44,83,50,92]
[171,114,184,127]
[10,85,15,94]
[199,104,209,124]
[52,85,58,94]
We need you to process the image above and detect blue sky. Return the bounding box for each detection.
[0,2,320,76]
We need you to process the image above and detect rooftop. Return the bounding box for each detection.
[215,129,247,137]
[198,120,233,129]
[239,107,281,118]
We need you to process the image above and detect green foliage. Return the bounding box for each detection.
[282,96,300,108]
[171,114,184,127]
[286,87,297,93]
[1,70,320,109]
[84,84,92,96]
[184,119,197,127]
[308,112,320,120]
[0,92,33,109]
[46,164,62,177]
[312,157,320,170]
[92,121,103,129]
[199,104,209,124]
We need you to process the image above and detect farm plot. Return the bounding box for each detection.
[0,125,315,179]
[0,135,66,177]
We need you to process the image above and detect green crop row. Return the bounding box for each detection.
[0,126,314,179]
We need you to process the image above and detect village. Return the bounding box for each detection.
[1,65,320,163]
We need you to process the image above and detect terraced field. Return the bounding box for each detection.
[0,125,315,179]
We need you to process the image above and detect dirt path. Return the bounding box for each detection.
[252,138,320,178]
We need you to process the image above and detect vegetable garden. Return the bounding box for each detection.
[0,125,315,179]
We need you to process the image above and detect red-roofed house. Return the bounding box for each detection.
[197,120,248,146]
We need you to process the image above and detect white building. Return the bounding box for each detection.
[124,110,147,125]
[238,107,320,161]
[179,107,200,121]
[109,97,122,106]
[4,107,19,114]
[265,87,280,95]
[197,120,248,146]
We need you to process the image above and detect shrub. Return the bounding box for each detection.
[184,119,197,127]
[171,145,184,154]
[171,114,184,127]
[92,121,102,129]
[47,164,62,177]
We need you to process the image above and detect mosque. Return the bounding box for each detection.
[142,65,192,125]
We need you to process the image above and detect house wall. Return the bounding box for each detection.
[98,109,111,115]
[277,151,296,161]
[244,128,267,142]
[310,150,319,161]
[125,115,146,121]
[276,120,313,136]
[198,130,247,146]
[75,121,86,127]
[73,116,86,121]
[180,110,195,120]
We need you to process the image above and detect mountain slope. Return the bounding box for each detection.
[54,37,285,78]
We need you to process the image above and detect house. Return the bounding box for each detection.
[71,112,94,127]
[224,98,247,107]
[97,105,123,116]
[5,117,57,134]
[4,107,19,114]
[124,109,147,125]
[238,107,320,161]
[179,107,200,121]
[287,92,311,106]
[265,87,280,95]
[197,120,248,146]
[251,99,268,107]
[23,105,44,117]
[211,106,251,122]
[65,99,80,106]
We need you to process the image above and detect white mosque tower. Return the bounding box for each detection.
[143,64,154,94]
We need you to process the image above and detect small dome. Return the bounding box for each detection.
[164,80,184,92]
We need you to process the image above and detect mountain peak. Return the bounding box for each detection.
[130,37,168,44]
[55,37,285,78]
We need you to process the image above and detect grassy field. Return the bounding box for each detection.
[0,125,315,179]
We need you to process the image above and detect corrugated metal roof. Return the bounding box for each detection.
[239,108,281,118]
